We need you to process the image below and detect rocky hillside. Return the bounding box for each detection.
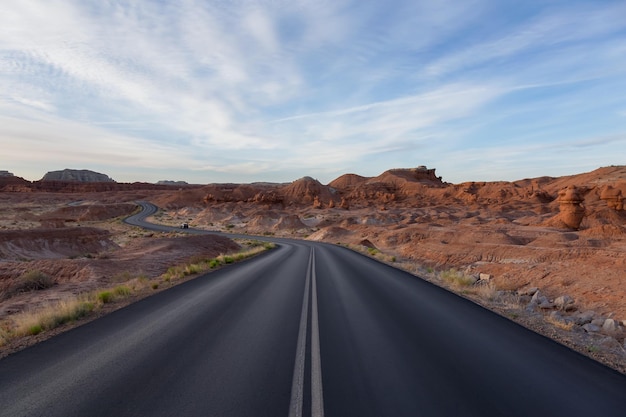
[41,169,115,183]
[0,172,31,192]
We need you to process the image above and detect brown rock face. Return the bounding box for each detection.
[600,185,624,210]
[557,185,586,229]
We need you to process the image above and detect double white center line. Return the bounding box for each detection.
[289,247,324,417]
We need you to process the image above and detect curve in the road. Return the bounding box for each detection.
[1,201,625,417]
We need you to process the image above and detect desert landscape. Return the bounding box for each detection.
[1,166,625,370]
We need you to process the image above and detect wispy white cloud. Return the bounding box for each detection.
[1,0,625,183]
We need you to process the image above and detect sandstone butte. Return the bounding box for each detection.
[1,165,625,367]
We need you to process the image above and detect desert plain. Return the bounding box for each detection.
[1,165,625,371]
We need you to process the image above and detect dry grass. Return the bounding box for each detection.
[0,326,9,347]
[3,270,54,300]
[545,315,575,331]
[161,242,274,282]
[1,241,277,348]
[493,277,521,292]
[468,282,499,301]
[342,243,397,263]
[440,268,476,287]
[13,297,95,336]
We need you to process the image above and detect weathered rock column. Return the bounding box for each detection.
[557,185,586,229]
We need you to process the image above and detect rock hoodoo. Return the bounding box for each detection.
[557,185,586,229]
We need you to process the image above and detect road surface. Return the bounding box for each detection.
[1,202,625,416]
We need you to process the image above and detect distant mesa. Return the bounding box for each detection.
[0,170,15,177]
[157,180,189,186]
[41,169,115,183]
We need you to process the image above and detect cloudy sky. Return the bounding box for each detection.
[1,0,625,184]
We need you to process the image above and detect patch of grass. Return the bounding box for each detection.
[468,282,499,301]
[440,269,475,287]
[97,291,114,304]
[151,283,159,290]
[184,264,202,276]
[14,298,95,337]
[15,270,54,292]
[113,286,131,297]
[160,242,274,282]
[545,315,575,331]
[367,247,380,256]
[0,327,9,346]
[28,324,43,335]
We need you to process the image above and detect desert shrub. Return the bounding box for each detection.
[14,299,95,337]
[113,286,131,297]
[440,269,475,287]
[184,264,202,276]
[209,259,220,269]
[98,291,113,304]
[16,270,54,292]
[151,283,159,290]
[163,266,183,281]
[470,282,499,301]
[28,324,43,335]
[367,247,379,256]
[0,327,10,346]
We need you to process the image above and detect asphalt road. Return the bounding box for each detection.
[1,202,625,416]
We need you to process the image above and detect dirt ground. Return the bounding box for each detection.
[1,166,625,371]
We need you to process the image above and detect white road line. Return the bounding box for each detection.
[310,248,325,417]
[288,248,312,417]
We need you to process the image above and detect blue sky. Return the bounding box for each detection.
[1,0,625,184]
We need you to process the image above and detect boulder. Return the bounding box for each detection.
[529,290,553,309]
[549,311,573,327]
[591,318,606,327]
[554,295,575,311]
[582,323,601,333]
[518,287,539,296]
[573,311,596,325]
[601,318,619,333]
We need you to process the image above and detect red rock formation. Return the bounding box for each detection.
[600,185,624,210]
[556,185,586,229]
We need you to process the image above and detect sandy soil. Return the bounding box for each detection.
[1,166,625,370]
